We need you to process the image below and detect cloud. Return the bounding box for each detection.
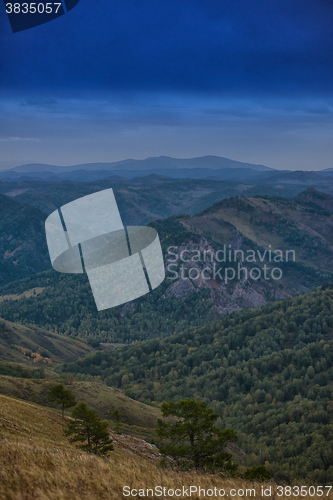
[23,98,58,108]
[0,136,40,142]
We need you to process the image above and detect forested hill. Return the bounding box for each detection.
[2,189,333,343]
[65,283,333,482]
[0,193,49,285]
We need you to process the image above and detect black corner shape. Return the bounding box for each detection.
[63,0,79,12]
[3,0,80,33]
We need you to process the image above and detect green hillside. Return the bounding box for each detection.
[193,191,333,276]
[0,377,160,436]
[0,317,94,366]
[64,283,333,482]
[0,316,97,383]
[0,268,213,342]
[2,189,333,482]
[0,190,332,343]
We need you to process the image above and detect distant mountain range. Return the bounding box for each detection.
[1,155,333,186]
[0,156,277,182]
[6,155,274,173]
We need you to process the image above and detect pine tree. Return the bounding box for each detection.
[112,410,122,434]
[48,384,76,418]
[64,402,113,456]
[156,398,238,472]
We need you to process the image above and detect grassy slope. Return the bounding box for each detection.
[0,316,160,437]
[0,286,45,304]
[195,194,333,274]
[0,394,275,500]
[0,317,94,365]
[0,377,160,437]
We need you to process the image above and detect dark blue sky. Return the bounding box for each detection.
[1,0,333,169]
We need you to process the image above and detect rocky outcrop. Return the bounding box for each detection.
[295,187,333,211]
[231,279,267,308]
[161,278,198,300]
[161,237,284,316]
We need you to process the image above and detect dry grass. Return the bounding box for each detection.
[0,394,330,500]
[0,288,45,304]
[68,380,161,428]
[0,318,94,365]
[0,378,160,435]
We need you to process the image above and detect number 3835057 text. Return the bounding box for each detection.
[5,3,62,14]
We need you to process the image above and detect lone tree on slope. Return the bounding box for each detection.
[156,398,238,472]
[48,384,76,419]
[112,410,122,434]
[64,402,114,456]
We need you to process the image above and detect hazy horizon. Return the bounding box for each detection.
[1,152,333,173]
[1,0,333,171]
[1,153,333,173]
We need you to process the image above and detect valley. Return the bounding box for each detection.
[1,176,333,486]
[1,188,333,343]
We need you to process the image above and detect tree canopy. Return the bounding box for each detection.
[48,384,76,418]
[64,402,113,456]
[112,410,122,434]
[157,398,238,472]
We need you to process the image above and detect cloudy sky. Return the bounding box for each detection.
[1,0,333,170]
